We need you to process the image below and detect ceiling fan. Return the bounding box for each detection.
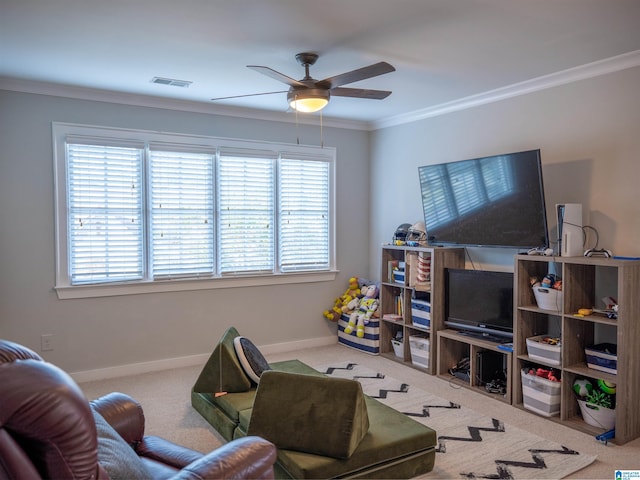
[212,52,395,113]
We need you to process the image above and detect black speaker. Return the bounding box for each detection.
[476,350,505,384]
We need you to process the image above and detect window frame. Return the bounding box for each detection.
[52,123,337,299]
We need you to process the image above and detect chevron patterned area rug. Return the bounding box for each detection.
[316,362,596,479]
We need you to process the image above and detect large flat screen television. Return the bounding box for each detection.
[418,149,549,249]
[445,268,514,340]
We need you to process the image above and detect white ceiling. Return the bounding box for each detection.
[2,0,640,128]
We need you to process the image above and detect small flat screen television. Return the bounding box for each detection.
[445,268,514,340]
[418,149,549,249]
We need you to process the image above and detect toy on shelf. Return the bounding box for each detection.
[322,277,361,322]
[572,377,617,430]
[393,223,411,245]
[344,284,379,338]
[405,221,427,247]
[527,367,560,382]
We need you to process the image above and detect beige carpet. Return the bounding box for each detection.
[319,361,595,479]
[79,343,640,479]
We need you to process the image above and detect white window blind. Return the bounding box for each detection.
[66,143,144,285]
[279,157,330,272]
[149,149,215,279]
[218,151,275,274]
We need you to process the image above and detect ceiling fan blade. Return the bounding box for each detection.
[247,65,307,88]
[316,61,395,89]
[211,90,287,101]
[330,87,392,100]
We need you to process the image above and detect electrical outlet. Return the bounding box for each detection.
[41,334,54,351]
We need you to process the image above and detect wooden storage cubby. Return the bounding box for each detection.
[379,245,464,374]
[437,329,512,404]
[513,254,640,444]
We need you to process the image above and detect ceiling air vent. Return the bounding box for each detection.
[151,77,192,88]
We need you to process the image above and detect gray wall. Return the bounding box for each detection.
[2,65,639,374]
[369,66,640,276]
[0,91,370,372]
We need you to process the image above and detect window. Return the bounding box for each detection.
[53,124,336,298]
[66,142,144,284]
[279,156,330,272]
[217,150,276,274]
[149,147,216,279]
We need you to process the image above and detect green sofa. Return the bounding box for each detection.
[191,327,437,479]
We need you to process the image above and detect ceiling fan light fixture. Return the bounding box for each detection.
[288,88,330,113]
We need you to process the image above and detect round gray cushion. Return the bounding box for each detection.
[233,336,271,383]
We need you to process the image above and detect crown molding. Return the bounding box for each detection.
[0,77,369,131]
[373,50,640,130]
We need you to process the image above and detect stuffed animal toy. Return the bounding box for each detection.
[342,295,360,314]
[323,277,361,322]
[342,277,361,301]
[322,297,343,322]
[344,284,379,338]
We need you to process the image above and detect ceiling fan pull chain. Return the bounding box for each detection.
[320,110,324,148]
[295,100,300,145]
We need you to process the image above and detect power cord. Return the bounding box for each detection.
[560,221,601,251]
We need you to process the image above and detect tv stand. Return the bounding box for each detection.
[437,328,512,403]
[455,330,509,344]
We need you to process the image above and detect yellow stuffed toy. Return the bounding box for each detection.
[323,297,343,322]
[323,277,361,322]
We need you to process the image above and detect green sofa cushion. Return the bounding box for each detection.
[192,359,324,442]
[248,371,370,460]
[191,391,238,441]
[270,359,325,376]
[238,407,253,434]
[275,396,437,479]
[237,360,327,437]
[211,389,256,422]
[192,326,252,393]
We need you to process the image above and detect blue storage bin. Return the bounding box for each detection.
[585,343,617,375]
[411,299,431,328]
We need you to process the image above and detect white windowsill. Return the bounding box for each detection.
[55,270,338,299]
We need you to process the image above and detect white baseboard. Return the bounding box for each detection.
[71,335,337,383]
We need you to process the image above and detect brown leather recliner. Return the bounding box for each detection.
[0,339,277,480]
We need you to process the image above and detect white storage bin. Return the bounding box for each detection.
[409,336,429,368]
[577,400,615,430]
[521,369,561,417]
[526,335,561,366]
[532,286,563,311]
[391,339,403,358]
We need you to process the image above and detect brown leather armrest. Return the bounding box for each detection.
[137,435,203,468]
[170,436,277,480]
[90,392,145,446]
